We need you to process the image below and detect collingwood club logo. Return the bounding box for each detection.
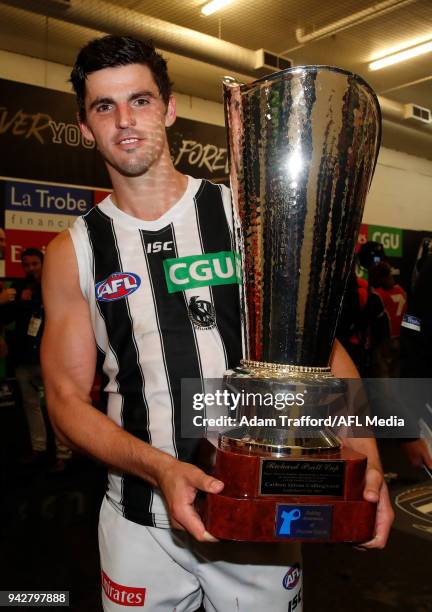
[188,296,216,329]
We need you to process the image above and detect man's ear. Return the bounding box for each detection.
[165,96,177,128]
[77,113,95,143]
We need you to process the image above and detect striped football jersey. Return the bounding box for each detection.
[69,177,242,527]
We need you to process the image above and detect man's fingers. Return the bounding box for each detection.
[205,476,224,494]
[170,517,184,531]
[359,465,394,549]
[173,503,218,542]
[361,481,394,549]
[194,470,224,495]
[159,463,223,542]
[363,466,383,503]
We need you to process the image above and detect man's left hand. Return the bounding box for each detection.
[401,439,432,469]
[359,463,394,549]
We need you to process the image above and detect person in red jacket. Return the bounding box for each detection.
[366,261,407,378]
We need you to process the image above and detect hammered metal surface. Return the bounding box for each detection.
[225,66,381,368]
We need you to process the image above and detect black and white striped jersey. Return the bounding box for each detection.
[69,176,242,527]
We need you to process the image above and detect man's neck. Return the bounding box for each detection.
[109,162,188,222]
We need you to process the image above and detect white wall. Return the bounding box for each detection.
[365,148,432,231]
[1,49,431,231]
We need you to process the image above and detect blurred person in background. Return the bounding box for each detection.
[355,241,429,470]
[0,248,71,471]
[0,228,11,359]
[0,227,6,277]
[366,261,407,378]
[399,253,432,470]
[337,260,368,374]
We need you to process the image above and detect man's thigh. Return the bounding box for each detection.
[193,539,303,612]
[99,498,302,611]
[98,498,202,612]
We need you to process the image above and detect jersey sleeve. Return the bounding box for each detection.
[68,216,93,302]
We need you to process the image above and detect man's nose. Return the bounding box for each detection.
[115,103,136,129]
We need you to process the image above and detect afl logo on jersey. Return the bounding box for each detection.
[95,272,141,302]
[188,296,216,329]
[282,563,301,590]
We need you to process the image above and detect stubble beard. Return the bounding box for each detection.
[102,125,167,179]
[100,147,153,178]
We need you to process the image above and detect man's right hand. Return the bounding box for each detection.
[155,457,224,542]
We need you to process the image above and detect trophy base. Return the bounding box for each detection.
[199,437,376,543]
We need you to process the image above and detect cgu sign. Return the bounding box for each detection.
[163,251,241,293]
[368,225,403,257]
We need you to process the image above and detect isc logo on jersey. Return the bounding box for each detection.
[96,272,141,302]
[163,251,241,293]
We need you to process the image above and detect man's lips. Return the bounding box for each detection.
[116,136,144,148]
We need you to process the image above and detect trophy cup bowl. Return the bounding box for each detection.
[199,65,381,542]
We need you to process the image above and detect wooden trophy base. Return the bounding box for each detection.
[199,438,376,542]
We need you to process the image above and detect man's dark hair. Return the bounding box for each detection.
[21,248,44,263]
[70,35,173,121]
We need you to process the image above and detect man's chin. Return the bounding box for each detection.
[107,159,151,178]
[121,166,150,178]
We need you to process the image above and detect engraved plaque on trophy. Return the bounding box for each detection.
[199,65,381,542]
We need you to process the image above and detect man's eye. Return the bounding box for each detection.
[133,98,150,107]
[96,104,111,112]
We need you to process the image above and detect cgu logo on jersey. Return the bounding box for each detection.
[95,272,141,302]
[101,570,146,606]
[163,251,241,294]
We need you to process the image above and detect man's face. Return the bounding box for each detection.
[22,255,43,282]
[79,64,176,178]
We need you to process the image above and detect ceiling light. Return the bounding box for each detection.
[369,40,432,71]
[201,0,233,16]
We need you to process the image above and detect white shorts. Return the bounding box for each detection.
[99,497,303,612]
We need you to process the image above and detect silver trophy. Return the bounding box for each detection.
[223,65,381,449]
[201,66,381,542]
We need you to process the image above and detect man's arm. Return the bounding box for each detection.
[330,339,394,548]
[41,231,223,541]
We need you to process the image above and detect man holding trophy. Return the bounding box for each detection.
[41,35,393,611]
